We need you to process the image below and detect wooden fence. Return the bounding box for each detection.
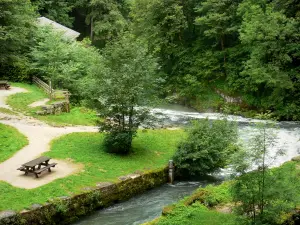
[33,76,54,96]
[32,77,71,112]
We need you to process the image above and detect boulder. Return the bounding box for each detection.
[291,156,300,162]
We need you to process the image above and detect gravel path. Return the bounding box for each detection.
[28,98,50,107]
[0,88,97,189]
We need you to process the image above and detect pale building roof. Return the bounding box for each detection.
[37,17,80,40]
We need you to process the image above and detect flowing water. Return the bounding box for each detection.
[152,104,300,167]
[74,181,210,225]
[74,105,300,225]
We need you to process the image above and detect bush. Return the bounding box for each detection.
[173,118,239,177]
[104,131,134,154]
[0,63,31,82]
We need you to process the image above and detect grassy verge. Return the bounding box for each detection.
[0,123,28,163]
[7,83,98,126]
[7,82,48,113]
[0,107,18,115]
[146,160,300,225]
[148,203,237,225]
[145,181,236,225]
[36,107,98,126]
[0,129,184,211]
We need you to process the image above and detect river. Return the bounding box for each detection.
[74,181,210,225]
[73,105,300,225]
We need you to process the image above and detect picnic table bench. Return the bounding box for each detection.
[0,81,10,90]
[17,156,57,178]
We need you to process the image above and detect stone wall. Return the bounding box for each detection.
[36,101,69,115]
[0,168,168,225]
[215,89,243,104]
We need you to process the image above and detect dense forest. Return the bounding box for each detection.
[1,0,300,120]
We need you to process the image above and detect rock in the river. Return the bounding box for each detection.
[291,156,300,162]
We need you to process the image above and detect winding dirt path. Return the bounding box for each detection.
[28,98,49,107]
[0,87,97,189]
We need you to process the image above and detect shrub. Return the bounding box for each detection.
[104,131,134,154]
[173,118,239,177]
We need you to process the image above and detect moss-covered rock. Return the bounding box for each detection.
[291,156,300,162]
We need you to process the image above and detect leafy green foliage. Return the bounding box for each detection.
[86,0,128,44]
[30,27,103,101]
[183,181,232,207]
[130,0,300,121]
[153,202,236,225]
[103,131,133,154]
[173,119,239,177]
[236,0,300,119]
[232,163,300,225]
[231,123,300,224]
[0,0,36,80]
[81,34,159,153]
[0,123,28,163]
[32,0,74,27]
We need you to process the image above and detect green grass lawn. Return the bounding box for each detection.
[36,107,98,126]
[0,123,28,163]
[7,82,48,113]
[7,83,98,126]
[0,129,185,211]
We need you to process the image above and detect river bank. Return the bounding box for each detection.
[145,159,300,225]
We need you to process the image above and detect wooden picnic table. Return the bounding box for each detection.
[0,80,10,90]
[17,156,57,178]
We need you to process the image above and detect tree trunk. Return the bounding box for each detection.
[90,17,94,42]
[220,34,227,77]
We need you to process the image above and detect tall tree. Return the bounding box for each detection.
[231,123,300,224]
[30,26,103,100]
[31,0,75,27]
[237,0,300,119]
[85,0,128,45]
[81,34,159,154]
[0,0,36,66]
[195,0,242,78]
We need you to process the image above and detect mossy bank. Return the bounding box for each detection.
[0,168,168,225]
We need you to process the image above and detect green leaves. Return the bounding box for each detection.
[0,0,36,65]
[32,0,75,27]
[173,118,239,177]
[87,0,128,43]
[81,33,159,153]
[30,26,103,100]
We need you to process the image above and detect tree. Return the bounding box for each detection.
[85,0,128,45]
[81,34,159,154]
[237,0,300,120]
[231,122,300,224]
[195,0,242,78]
[30,26,103,101]
[173,118,239,177]
[31,0,75,27]
[130,0,190,82]
[0,0,36,79]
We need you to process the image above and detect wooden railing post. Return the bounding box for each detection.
[49,80,52,100]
